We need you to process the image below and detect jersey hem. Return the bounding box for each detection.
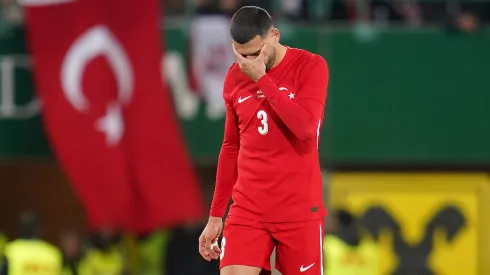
[220,263,271,271]
[226,212,327,224]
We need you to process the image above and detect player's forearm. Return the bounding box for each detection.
[256,75,320,141]
[210,145,238,217]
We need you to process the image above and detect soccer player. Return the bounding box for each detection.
[198,6,329,275]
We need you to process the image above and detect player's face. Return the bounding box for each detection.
[233,28,280,71]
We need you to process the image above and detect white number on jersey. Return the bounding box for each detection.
[257,110,269,135]
[316,119,321,149]
[220,237,226,260]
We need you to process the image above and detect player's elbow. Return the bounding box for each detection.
[220,142,239,156]
[293,112,321,141]
[297,131,316,142]
[295,125,317,141]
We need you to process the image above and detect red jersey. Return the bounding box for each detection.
[210,47,329,222]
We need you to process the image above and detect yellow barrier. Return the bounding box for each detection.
[329,173,490,275]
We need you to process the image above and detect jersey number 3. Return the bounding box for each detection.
[257,110,268,135]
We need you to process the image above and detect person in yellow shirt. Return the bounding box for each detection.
[323,209,379,275]
[77,231,123,275]
[0,212,62,275]
[0,233,8,258]
[59,230,83,275]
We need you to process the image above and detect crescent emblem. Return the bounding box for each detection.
[61,25,134,112]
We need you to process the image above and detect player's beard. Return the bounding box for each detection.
[265,46,276,71]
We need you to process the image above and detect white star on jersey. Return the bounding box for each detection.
[288,92,295,99]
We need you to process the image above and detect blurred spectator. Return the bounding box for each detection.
[371,0,412,24]
[76,230,123,275]
[454,12,479,32]
[326,0,490,25]
[444,2,481,33]
[281,0,303,19]
[189,0,236,120]
[400,1,423,27]
[0,0,23,36]
[422,1,489,24]
[59,230,83,275]
[323,209,379,275]
[1,212,63,275]
[194,0,237,15]
[0,234,7,260]
[0,0,23,25]
[220,0,239,14]
[136,230,170,275]
[58,0,490,24]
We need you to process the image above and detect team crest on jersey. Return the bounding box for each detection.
[279,86,296,100]
[256,85,295,99]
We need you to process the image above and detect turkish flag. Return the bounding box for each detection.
[22,0,204,233]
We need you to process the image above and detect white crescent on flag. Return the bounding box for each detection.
[61,25,134,146]
[61,25,134,112]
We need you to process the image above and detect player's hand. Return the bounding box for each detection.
[198,216,223,261]
[233,43,267,82]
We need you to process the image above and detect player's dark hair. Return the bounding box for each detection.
[230,6,273,44]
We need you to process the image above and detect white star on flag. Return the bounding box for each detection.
[96,102,124,146]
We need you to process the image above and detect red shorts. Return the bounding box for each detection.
[219,216,324,275]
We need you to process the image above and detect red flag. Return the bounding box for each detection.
[22,0,204,233]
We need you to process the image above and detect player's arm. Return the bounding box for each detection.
[256,55,328,141]
[209,71,239,218]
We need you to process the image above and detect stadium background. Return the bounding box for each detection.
[0,0,490,274]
